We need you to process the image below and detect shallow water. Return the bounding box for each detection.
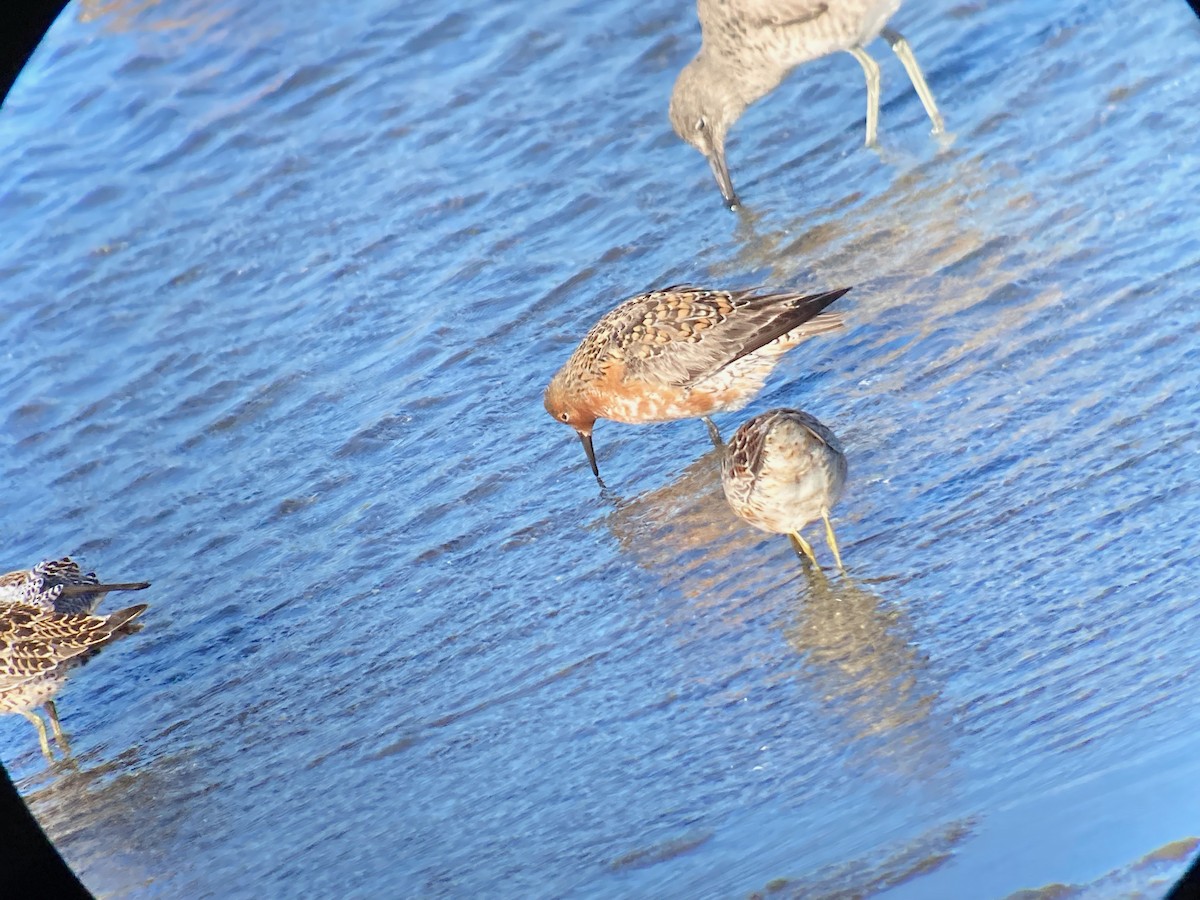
[2,0,1200,896]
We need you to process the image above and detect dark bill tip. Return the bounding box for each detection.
[707,151,739,211]
[578,431,600,479]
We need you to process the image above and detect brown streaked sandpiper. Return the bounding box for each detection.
[0,601,148,759]
[722,407,847,569]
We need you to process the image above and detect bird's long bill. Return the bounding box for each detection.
[578,430,600,479]
[707,150,739,210]
[59,581,150,597]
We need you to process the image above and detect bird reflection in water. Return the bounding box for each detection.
[599,448,764,599]
[783,567,953,782]
[20,746,199,889]
[601,449,955,785]
[714,148,1030,301]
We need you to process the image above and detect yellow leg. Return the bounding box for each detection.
[44,700,70,753]
[822,508,845,573]
[788,531,820,568]
[881,27,945,135]
[848,46,881,147]
[21,711,54,760]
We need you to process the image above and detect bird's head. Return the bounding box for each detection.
[669,59,741,208]
[544,376,600,478]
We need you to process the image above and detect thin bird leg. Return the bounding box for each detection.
[21,710,54,760]
[702,416,723,448]
[44,700,70,752]
[821,508,845,573]
[881,27,945,135]
[788,532,820,568]
[847,46,881,147]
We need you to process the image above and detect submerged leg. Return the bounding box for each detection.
[821,508,845,573]
[44,700,70,753]
[881,27,945,135]
[788,531,820,568]
[21,710,54,760]
[702,416,723,448]
[847,46,882,147]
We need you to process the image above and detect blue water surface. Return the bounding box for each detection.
[2,0,1199,896]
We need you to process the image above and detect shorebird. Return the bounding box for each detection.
[722,407,847,569]
[0,601,148,759]
[0,557,150,615]
[544,285,850,478]
[670,0,946,207]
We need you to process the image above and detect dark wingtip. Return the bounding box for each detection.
[818,286,853,304]
[106,603,149,634]
[795,286,852,315]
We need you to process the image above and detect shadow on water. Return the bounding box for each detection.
[20,746,199,891]
[782,567,951,784]
[598,446,753,591]
[77,0,232,35]
[598,437,971,889]
[749,816,977,899]
[716,146,1026,293]
[767,571,980,898]
[1002,836,1200,900]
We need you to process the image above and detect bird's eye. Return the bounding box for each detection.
[695,117,706,131]
[559,412,570,422]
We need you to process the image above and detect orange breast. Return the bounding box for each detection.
[593,372,750,424]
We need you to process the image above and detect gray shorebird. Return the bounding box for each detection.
[722,407,847,569]
[0,557,150,616]
[545,285,850,478]
[0,601,148,759]
[670,0,946,207]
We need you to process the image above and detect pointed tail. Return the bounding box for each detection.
[104,603,149,637]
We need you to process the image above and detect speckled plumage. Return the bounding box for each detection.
[0,557,150,615]
[544,285,850,477]
[670,0,945,206]
[722,407,847,569]
[0,599,147,759]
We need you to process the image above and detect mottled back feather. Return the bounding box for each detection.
[0,602,149,690]
[570,286,849,387]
